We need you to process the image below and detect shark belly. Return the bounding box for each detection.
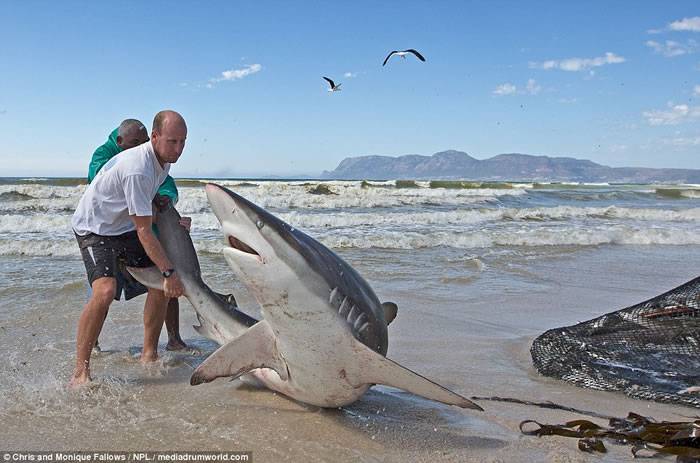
[256,306,372,407]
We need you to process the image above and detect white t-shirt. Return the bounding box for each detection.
[72,141,170,236]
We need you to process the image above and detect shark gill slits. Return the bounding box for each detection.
[338,297,352,318]
[228,235,259,256]
[329,287,343,308]
[353,313,367,331]
[330,287,367,334]
[346,305,358,324]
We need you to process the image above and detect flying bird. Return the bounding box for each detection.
[382,49,426,66]
[322,76,342,92]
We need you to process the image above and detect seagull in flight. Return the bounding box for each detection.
[382,49,426,66]
[322,76,342,92]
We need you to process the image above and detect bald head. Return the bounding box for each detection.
[152,110,187,134]
[116,119,149,150]
[151,110,187,165]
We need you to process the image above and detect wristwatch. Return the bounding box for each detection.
[162,268,176,278]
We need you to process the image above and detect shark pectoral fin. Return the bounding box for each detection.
[190,320,288,386]
[126,266,164,290]
[353,342,482,411]
[381,302,398,325]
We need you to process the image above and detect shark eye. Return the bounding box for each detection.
[256,220,265,230]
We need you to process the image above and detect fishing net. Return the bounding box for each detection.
[531,276,700,408]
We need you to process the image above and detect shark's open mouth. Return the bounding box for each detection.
[228,235,260,257]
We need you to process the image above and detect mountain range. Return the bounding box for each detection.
[320,150,700,183]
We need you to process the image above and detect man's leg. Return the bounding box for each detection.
[69,277,116,387]
[165,298,187,351]
[141,287,168,363]
[85,280,105,353]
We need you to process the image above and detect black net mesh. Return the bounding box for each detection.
[531,276,700,408]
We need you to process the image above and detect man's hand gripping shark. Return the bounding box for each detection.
[128,183,482,411]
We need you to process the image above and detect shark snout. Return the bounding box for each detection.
[206,182,279,267]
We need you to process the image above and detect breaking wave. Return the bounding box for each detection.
[0,178,697,256]
[1,206,697,235]
[0,192,37,202]
[2,224,699,257]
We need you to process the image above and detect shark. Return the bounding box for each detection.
[129,183,481,411]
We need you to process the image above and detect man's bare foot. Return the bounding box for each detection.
[68,371,91,389]
[139,351,159,364]
[166,338,188,351]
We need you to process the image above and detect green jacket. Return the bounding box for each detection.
[87,128,179,203]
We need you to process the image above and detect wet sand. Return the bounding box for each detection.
[2,245,699,462]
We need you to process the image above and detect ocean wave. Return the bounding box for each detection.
[533,182,613,189]
[656,188,700,199]
[173,184,521,212]
[532,190,656,202]
[1,205,698,235]
[0,184,85,200]
[319,227,700,249]
[0,239,80,257]
[0,177,87,187]
[0,192,37,201]
[499,205,700,222]
[428,180,518,189]
[13,180,699,218]
[2,224,698,257]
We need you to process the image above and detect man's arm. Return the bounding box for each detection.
[131,214,184,298]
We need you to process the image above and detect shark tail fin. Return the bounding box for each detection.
[353,341,482,411]
[381,302,398,325]
[126,266,165,290]
[190,320,288,386]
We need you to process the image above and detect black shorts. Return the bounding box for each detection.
[75,230,154,301]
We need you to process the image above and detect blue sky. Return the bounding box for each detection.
[0,1,698,177]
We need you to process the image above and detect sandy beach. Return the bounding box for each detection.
[2,231,699,462]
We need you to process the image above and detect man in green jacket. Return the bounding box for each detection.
[88,119,187,351]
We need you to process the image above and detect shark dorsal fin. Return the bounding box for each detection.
[351,341,482,410]
[381,302,398,325]
[191,320,288,385]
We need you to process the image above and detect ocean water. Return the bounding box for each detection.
[1,177,699,462]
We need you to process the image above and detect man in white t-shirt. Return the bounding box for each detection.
[69,110,188,388]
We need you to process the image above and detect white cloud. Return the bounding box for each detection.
[609,144,629,152]
[493,83,517,95]
[344,72,358,78]
[530,52,625,72]
[558,97,578,104]
[646,40,697,57]
[643,102,700,125]
[209,64,262,86]
[525,78,541,95]
[669,16,700,32]
[493,79,541,96]
[663,136,700,146]
[694,85,700,96]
